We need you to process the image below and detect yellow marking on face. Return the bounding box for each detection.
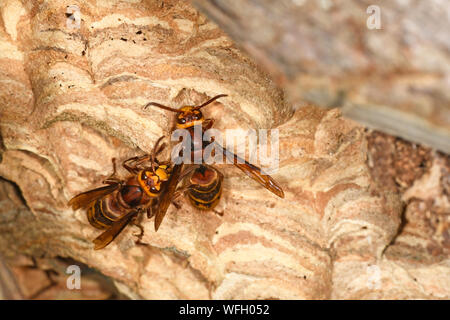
[176,120,203,129]
[138,170,161,197]
[155,165,169,181]
[175,106,204,129]
[180,106,194,112]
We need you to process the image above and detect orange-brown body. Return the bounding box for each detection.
[87,175,153,229]
[68,143,171,249]
[186,165,223,211]
[144,95,284,231]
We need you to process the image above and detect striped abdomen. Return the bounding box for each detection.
[87,177,151,229]
[87,191,126,229]
[187,166,223,211]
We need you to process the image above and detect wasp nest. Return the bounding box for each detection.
[0,0,448,299]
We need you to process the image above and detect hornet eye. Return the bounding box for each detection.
[150,186,158,193]
[178,118,186,124]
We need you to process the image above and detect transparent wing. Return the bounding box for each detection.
[154,163,183,231]
[68,184,120,210]
[215,142,284,198]
[92,210,138,250]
